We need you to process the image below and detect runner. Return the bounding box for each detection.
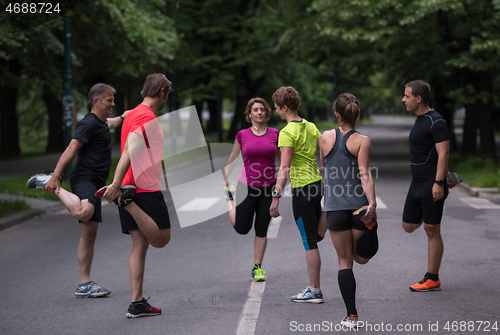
[100,73,172,318]
[223,97,280,282]
[401,79,450,292]
[27,83,129,297]
[320,93,378,329]
[269,86,325,303]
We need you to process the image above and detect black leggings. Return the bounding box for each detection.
[292,181,323,251]
[234,181,274,238]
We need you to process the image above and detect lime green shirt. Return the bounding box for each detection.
[278,118,322,188]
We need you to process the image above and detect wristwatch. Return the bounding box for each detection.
[271,190,281,198]
[434,179,444,186]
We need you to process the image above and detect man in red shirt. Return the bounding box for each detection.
[103,73,172,318]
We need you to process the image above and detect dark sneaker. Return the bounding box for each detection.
[95,185,136,206]
[75,280,111,298]
[251,264,266,282]
[126,297,161,318]
[26,173,53,190]
[225,184,236,201]
[291,287,324,303]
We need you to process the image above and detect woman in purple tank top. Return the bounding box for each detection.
[223,97,280,282]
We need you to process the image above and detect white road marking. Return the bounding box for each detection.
[236,281,266,335]
[177,197,220,211]
[267,217,282,239]
[376,197,387,209]
[460,197,500,209]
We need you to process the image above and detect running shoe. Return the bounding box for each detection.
[26,173,54,190]
[291,287,324,303]
[446,172,463,187]
[251,264,266,282]
[225,184,236,201]
[126,297,161,318]
[75,280,111,298]
[341,315,360,329]
[95,185,136,206]
[409,277,441,292]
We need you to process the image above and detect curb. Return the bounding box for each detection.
[0,209,45,232]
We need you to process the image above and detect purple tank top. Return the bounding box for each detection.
[235,127,279,187]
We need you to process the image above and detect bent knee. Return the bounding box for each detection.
[234,225,251,235]
[354,256,370,265]
[402,221,420,233]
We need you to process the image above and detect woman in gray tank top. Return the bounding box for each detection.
[319,93,378,329]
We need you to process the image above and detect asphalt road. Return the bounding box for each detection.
[1,116,499,335]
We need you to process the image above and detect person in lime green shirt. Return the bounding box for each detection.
[270,86,325,303]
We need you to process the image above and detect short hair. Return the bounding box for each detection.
[272,86,301,112]
[140,73,172,98]
[333,93,360,128]
[405,80,431,105]
[244,97,272,123]
[88,83,116,108]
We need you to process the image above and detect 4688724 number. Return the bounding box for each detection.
[5,3,60,14]
[443,321,498,332]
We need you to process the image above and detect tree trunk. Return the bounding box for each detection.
[0,59,22,159]
[43,92,64,153]
[206,98,219,133]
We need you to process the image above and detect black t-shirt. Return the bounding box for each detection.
[70,113,111,186]
[409,109,449,181]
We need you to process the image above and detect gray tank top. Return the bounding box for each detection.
[323,128,368,211]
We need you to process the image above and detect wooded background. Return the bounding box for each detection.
[1,0,499,159]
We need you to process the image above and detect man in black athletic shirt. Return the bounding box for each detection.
[401,80,450,292]
[27,83,129,297]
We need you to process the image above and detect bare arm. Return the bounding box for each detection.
[357,136,377,223]
[103,132,142,202]
[223,140,241,186]
[433,140,450,201]
[45,139,84,194]
[270,146,293,218]
[107,110,132,130]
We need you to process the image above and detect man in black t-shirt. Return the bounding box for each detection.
[27,83,129,298]
[401,80,450,292]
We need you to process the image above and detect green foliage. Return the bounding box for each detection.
[449,155,500,189]
[0,199,30,218]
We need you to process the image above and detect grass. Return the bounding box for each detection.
[0,199,30,218]
[449,155,500,190]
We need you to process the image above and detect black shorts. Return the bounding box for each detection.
[326,210,367,231]
[403,179,448,225]
[234,181,274,238]
[118,191,171,234]
[70,177,102,223]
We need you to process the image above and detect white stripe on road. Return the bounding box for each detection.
[177,197,220,211]
[267,217,282,239]
[460,197,500,209]
[236,281,266,335]
[376,197,387,209]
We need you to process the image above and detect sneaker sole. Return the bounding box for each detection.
[341,323,359,329]
[291,298,324,303]
[126,312,161,318]
[75,291,111,298]
[252,277,266,282]
[409,287,441,292]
